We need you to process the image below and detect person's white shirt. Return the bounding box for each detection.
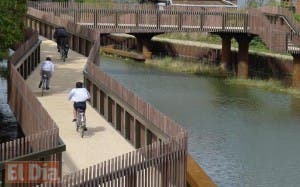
[68,88,90,102]
[41,60,54,72]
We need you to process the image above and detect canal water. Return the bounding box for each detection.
[0,60,23,144]
[100,56,300,187]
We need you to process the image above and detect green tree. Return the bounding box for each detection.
[0,0,27,58]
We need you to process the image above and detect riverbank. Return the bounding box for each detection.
[103,52,300,98]
[226,78,300,97]
[147,55,300,96]
[145,56,229,77]
[102,33,300,96]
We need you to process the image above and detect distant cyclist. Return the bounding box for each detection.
[68,82,90,130]
[53,27,69,58]
[38,57,54,90]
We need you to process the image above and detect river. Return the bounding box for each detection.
[99,56,300,187]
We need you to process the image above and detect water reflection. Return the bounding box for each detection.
[291,96,300,116]
[100,56,300,187]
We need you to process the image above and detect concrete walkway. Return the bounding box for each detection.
[26,37,134,175]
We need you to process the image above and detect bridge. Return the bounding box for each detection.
[25,36,135,174]
[1,1,300,186]
[27,1,300,87]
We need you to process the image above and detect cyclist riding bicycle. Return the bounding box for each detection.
[38,57,54,90]
[68,82,91,131]
[53,27,69,58]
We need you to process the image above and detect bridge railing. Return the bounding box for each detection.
[260,6,300,53]
[27,1,248,33]
[9,30,39,66]
[1,29,63,167]
[248,8,288,53]
[62,32,188,187]
[260,6,300,33]
[27,1,299,54]
[86,40,185,138]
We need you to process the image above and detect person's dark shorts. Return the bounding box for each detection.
[73,102,86,112]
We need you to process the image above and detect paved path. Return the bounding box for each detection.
[26,37,134,175]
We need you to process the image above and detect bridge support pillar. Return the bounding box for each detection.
[134,34,154,59]
[235,35,252,79]
[292,54,300,88]
[220,34,232,70]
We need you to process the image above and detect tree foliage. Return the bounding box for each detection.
[0,0,27,58]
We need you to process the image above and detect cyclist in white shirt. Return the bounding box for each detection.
[38,57,54,89]
[68,82,91,128]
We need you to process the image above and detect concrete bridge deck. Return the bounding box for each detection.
[26,37,134,175]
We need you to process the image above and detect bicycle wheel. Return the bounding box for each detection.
[62,51,66,62]
[41,79,46,96]
[60,48,66,62]
[76,120,79,131]
[81,127,84,138]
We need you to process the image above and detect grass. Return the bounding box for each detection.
[146,57,300,97]
[103,52,300,96]
[142,56,300,97]
[145,56,229,77]
[226,78,300,97]
[294,14,300,22]
[158,33,273,54]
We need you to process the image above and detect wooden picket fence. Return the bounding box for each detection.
[26,1,300,54]
[1,30,60,162]
[57,138,187,186]
[26,1,247,34]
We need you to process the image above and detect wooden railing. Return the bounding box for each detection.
[61,138,187,186]
[248,8,288,53]
[27,1,248,34]
[86,62,185,138]
[259,6,300,54]
[9,31,39,66]
[1,30,63,164]
[260,6,300,33]
[26,1,300,54]
[70,24,188,187]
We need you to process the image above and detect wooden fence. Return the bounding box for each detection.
[26,1,300,54]
[0,30,58,162]
[0,29,64,186]
[260,6,300,54]
[59,138,187,186]
[248,8,288,53]
[27,1,247,34]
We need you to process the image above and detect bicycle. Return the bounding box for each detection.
[58,40,68,62]
[76,108,86,138]
[59,44,67,62]
[41,74,48,96]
